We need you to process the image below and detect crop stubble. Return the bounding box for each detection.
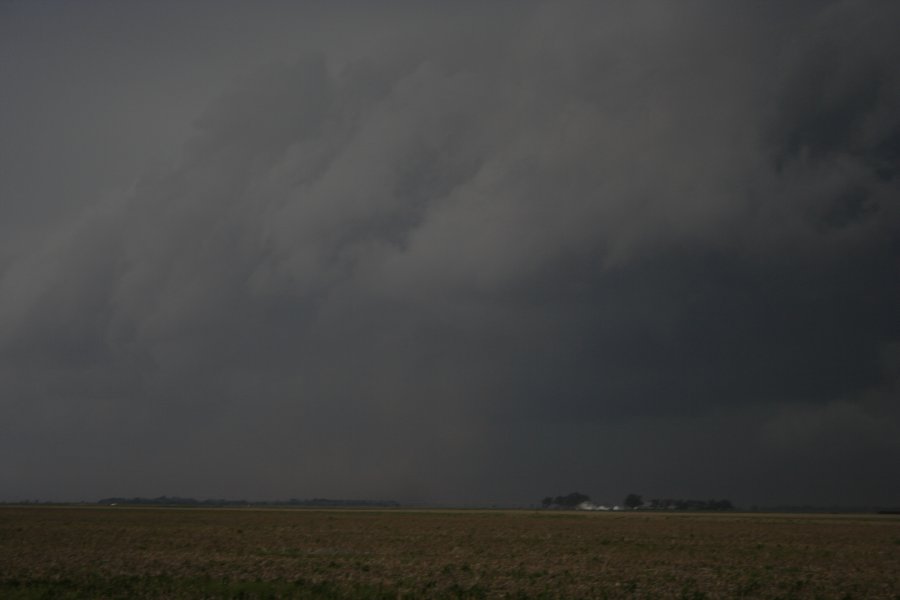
[0,507,898,598]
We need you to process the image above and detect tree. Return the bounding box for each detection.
[555,492,590,508]
[624,493,643,509]
[540,492,591,509]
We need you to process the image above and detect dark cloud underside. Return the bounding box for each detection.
[1,1,898,506]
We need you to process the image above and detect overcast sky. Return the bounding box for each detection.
[1,1,898,507]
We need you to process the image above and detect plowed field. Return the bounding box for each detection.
[1,507,898,598]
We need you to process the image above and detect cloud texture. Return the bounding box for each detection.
[1,1,898,506]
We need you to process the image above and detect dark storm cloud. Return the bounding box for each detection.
[1,1,898,506]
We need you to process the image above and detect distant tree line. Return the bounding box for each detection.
[540,492,734,511]
[644,497,734,511]
[541,492,591,509]
[284,498,400,508]
[97,496,400,508]
[624,494,734,510]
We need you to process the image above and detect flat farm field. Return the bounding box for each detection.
[1,507,898,599]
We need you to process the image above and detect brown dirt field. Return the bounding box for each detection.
[0,506,898,598]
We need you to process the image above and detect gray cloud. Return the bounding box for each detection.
[1,0,898,506]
